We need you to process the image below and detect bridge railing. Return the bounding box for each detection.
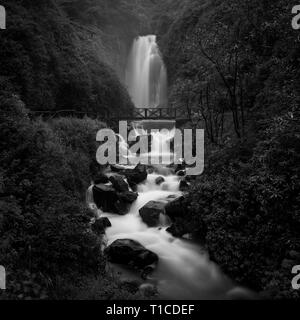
[30,107,198,121]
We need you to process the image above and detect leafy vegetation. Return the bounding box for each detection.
[0,0,162,300]
[0,0,299,300]
[183,114,300,298]
[0,0,136,114]
[156,0,300,298]
[0,95,146,300]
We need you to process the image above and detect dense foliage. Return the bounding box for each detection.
[158,0,298,142]
[0,0,163,300]
[0,0,299,300]
[184,114,300,298]
[0,0,136,114]
[0,95,146,299]
[156,0,300,298]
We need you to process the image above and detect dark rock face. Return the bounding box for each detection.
[121,164,148,188]
[165,195,186,219]
[118,191,138,203]
[92,217,112,235]
[92,184,127,215]
[139,201,166,227]
[155,176,165,185]
[179,179,189,191]
[93,173,109,184]
[92,182,138,214]
[174,160,186,173]
[104,239,158,269]
[166,223,187,238]
[176,170,186,177]
[109,174,129,192]
[110,164,126,172]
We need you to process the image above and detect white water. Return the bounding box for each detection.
[86,34,254,299]
[126,35,168,108]
[86,128,254,299]
[102,174,234,299]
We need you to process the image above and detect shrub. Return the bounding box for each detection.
[184,113,300,298]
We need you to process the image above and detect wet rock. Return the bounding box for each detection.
[139,201,166,227]
[104,239,158,269]
[122,164,148,187]
[92,184,127,215]
[165,195,186,219]
[118,191,138,203]
[93,173,109,184]
[141,264,156,280]
[92,217,111,235]
[109,174,129,192]
[110,164,126,172]
[155,176,165,185]
[166,223,187,238]
[176,170,186,177]
[179,179,189,191]
[129,182,138,192]
[147,166,155,174]
[174,160,186,173]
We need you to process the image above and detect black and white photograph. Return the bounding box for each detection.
[0,0,299,307]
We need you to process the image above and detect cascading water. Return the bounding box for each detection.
[86,34,254,300]
[86,128,254,299]
[126,35,168,108]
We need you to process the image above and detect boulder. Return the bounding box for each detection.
[141,265,156,280]
[139,201,166,227]
[129,182,138,192]
[155,176,165,185]
[165,195,186,219]
[166,223,187,238]
[118,191,138,203]
[176,170,186,177]
[92,217,112,235]
[122,164,148,187]
[104,239,158,269]
[110,164,126,172]
[174,159,186,173]
[109,174,129,192]
[93,173,109,184]
[92,184,127,215]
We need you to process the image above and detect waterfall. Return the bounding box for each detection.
[86,34,255,300]
[126,35,168,108]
